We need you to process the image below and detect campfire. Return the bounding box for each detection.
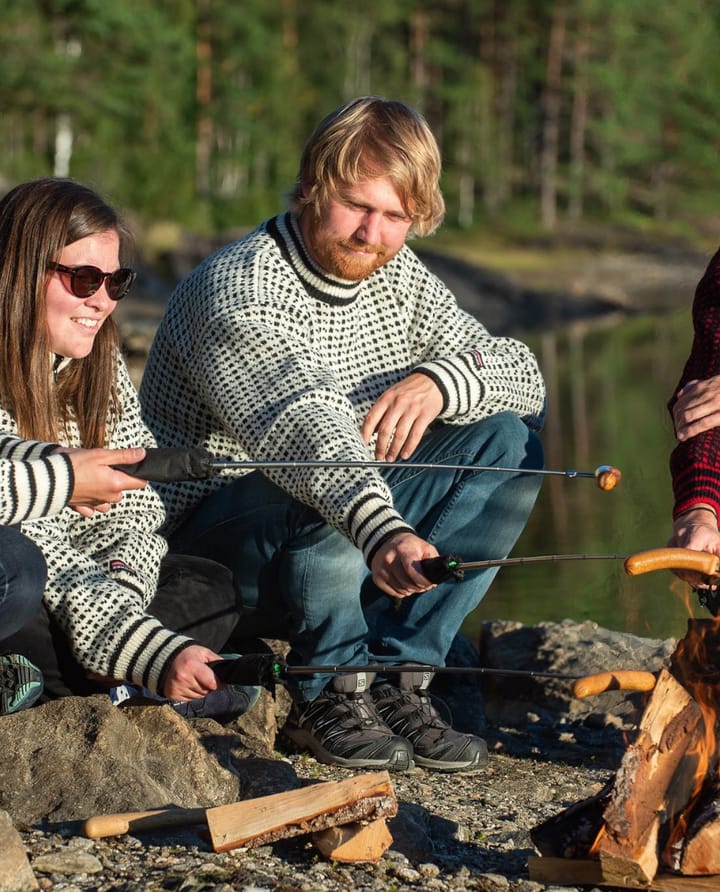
[529,617,720,885]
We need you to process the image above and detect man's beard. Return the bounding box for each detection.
[308,234,392,281]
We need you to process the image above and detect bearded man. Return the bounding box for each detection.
[140,96,546,773]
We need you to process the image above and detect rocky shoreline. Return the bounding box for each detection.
[1,619,680,891]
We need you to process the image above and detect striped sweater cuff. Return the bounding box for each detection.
[414,355,483,417]
[108,616,195,695]
[348,492,416,565]
[8,453,74,524]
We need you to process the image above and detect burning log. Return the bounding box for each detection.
[678,786,720,875]
[594,668,705,883]
[530,618,720,885]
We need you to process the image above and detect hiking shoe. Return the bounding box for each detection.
[0,654,43,715]
[372,681,488,772]
[110,682,260,722]
[283,688,414,771]
[172,684,261,722]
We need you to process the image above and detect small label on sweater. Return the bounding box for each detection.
[469,349,484,368]
[109,559,138,577]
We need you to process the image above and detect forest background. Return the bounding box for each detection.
[4,0,720,640]
[4,0,720,247]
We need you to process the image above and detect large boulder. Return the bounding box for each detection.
[0,691,296,825]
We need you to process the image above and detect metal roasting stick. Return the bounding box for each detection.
[282,663,588,681]
[208,458,621,487]
[210,654,590,684]
[112,447,622,491]
[211,655,662,696]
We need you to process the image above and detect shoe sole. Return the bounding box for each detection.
[413,752,489,773]
[282,727,415,772]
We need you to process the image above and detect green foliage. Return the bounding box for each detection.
[1,0,720,234]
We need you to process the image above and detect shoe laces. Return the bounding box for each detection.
[302,691,384,734]
[375,684,453,744]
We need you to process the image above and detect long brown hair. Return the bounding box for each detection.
[0,177,132,446]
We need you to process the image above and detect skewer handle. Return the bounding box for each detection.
[419,555,465,583]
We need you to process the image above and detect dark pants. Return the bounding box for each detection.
[0,526,47,641]
[0,553,242,700]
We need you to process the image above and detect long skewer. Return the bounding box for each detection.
[113,446,622,491]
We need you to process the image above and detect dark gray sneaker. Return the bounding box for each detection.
[283,688,414,771]
[372,681,488,772]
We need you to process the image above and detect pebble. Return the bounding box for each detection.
[30,849,103,876]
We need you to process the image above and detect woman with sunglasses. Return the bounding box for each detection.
[0,178,253,717]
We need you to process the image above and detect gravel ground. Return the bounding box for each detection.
[19,744,613,892]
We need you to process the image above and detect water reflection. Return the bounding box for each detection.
[462,309,701,643]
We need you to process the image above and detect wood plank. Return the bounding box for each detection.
[206,771,397,852]
[528,856,720,891]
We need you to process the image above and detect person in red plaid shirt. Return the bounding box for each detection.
[668,249,720,589]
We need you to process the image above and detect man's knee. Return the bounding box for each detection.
[468,412,544,470]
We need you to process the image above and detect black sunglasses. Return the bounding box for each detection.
[47,261,136,301]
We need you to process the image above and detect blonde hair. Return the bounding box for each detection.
[289,97,445,237]
[0,177,131,446]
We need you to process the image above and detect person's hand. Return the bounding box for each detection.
[361,373,443,462]
[370,531,440,599]
[673,376,720,441]
[55,446,149,517]
[667,506,720,587]
[162,644,224,701]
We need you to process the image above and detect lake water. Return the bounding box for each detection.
[461,307,704,643]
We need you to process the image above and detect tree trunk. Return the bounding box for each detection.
[567,14,590,221]
[195,0,213,199]
[540,0,568,230]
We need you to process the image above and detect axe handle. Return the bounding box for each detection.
[624,547,720,577]
[83,806,207,838]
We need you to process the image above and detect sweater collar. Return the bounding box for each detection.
[52,354,73,380]
[267,212,364,305]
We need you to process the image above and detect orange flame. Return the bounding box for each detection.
[664,611,720,855]
[588,823,606,857]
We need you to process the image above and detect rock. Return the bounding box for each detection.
[388,802,435,861]
[478,618,675,762]
[30,848,102,876]
[0,809,38,891]
[0,696,244,824]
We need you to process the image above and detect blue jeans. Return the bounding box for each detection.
[169,413,543,699]
[0,526,47,641]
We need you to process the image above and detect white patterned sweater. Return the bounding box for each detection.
[140,213,546,564]
[1,357,192,693]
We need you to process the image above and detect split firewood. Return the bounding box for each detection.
[678,785,720,875]
[312,817,393,862]
[528,854,720,890]
[595,668,705,883]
